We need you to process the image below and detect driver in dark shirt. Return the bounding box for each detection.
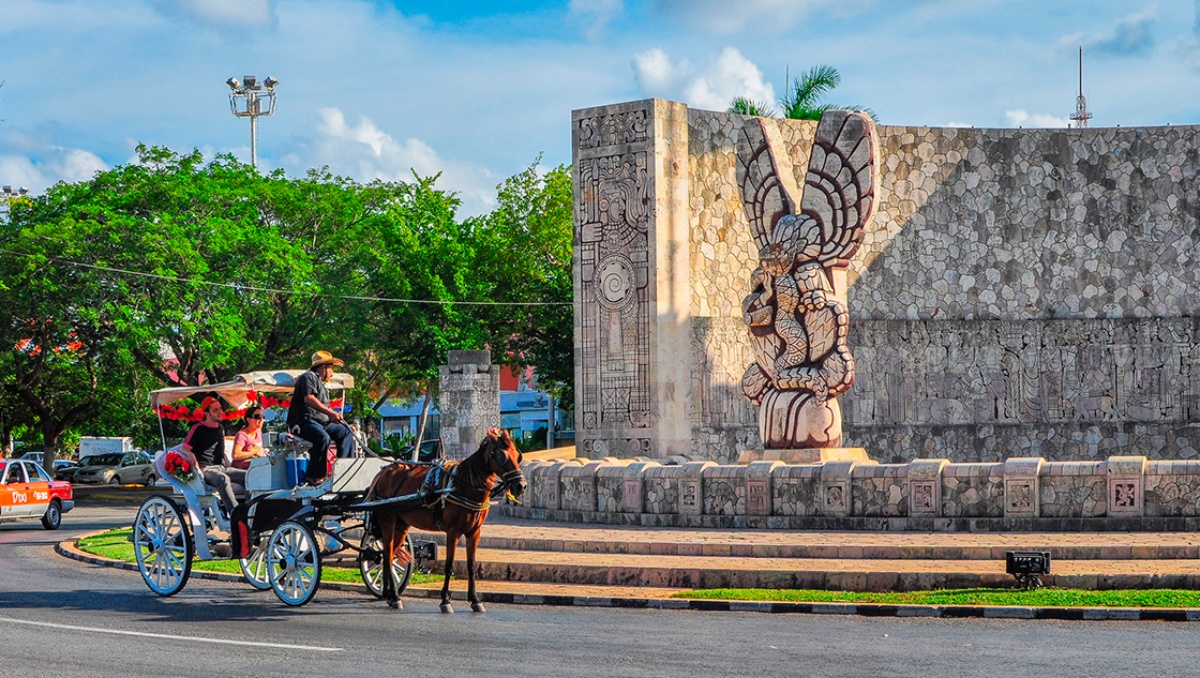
[181,396,238,513]
[287,351,356,486]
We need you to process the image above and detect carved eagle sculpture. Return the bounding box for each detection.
[736,110,878,448]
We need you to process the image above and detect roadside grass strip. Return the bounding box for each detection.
[676,587,1200,608]
[79,527,439,586]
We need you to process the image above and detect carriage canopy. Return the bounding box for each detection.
[148,369,355,409]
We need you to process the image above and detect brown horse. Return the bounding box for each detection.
[366,428,526,613]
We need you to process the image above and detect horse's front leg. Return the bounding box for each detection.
[465,530,485,613]
[440,534,457,614]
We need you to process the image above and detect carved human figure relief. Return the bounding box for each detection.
[736,111,878,448]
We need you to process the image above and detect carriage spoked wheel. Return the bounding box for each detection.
[239,539,272,590]
[266,520,322,606]
[133,495,193,597]
[359,531,414,599]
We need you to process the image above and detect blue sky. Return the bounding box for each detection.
[1,0,1197,215]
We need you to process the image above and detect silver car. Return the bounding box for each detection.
[72,451,156,486]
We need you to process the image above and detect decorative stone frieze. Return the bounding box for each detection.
[907,459,948,516]
[1003,457,1044,518]
[680,461,714,515]
[1106,456,1147,517]
[509,454,1200,528]
[744,461,780,516]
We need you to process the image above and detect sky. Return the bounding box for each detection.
[1,0,1198,216]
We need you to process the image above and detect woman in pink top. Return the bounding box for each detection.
[225,405,266,486]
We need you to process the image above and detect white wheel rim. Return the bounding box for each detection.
[240,541,271,590]
[360,534,408,597]
[133,497,189,595]
[267,523,319,605]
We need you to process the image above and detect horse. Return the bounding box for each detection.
[365,428,526,613]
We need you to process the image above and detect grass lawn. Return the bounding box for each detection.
[78,527,438,586]
[674,587,1200,608]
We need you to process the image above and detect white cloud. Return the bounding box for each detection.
[568,0,623,39]
[155,0,274,27]
[0,146,107,195]
[1004,110,1071,128]
[633,47,775,112]
[279,108,499,216]
[1060,7,1157,57]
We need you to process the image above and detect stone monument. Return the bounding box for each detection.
[438,350,500,461]
[736,110,878,459]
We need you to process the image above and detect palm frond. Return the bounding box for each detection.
[728,97,777,117]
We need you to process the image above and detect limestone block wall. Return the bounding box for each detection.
[502,455,1200,530]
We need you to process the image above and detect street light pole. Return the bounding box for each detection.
[225,75,278,169]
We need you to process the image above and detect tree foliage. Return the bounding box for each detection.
[0,147,576,455]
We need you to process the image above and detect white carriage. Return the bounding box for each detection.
[131,370,419,606]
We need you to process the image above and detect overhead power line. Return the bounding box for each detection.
[0,249,572,307]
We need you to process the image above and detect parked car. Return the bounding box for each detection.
[71,451,156,486]
[0,459,74,529]
[17,452,77,478]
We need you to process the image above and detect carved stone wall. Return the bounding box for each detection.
[503,455,1200,530]
[575,99,1200,463]
[573,99,692,460]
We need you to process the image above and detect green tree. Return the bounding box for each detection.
[472,160,574,405]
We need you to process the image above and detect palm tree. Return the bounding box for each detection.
[728,64,874,121]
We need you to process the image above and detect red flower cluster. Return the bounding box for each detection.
[164,451,196,483]
[152,394,340,420]
[153,404,249,422]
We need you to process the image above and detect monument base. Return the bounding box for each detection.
[737,448,871,464]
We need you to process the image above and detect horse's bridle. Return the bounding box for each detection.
[487,443,526,503]
[442,440,525,510]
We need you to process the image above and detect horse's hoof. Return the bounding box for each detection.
[440,603,454,614]
[386,598,403,611]
[471,602,486,613]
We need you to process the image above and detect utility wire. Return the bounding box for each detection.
[0,249,573,307]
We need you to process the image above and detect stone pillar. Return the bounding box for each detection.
[1106,456,1146,517]
[573,98,692,461]
[1004,457,1043,518]
[438,350,500,461]
[908,459,948,517]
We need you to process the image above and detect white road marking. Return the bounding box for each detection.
[0,616,342,652]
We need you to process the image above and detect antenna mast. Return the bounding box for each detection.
[1069,46,1092,128]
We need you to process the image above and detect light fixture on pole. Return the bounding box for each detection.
[225,75,279,169]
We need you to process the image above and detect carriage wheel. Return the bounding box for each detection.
[359,531,414,599]
[133,495,193,596]
[267,520,322,606]
[239,540,272,590]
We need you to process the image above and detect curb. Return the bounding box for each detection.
[55,536,1200,621]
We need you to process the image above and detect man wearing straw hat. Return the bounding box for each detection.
[288,351,356,487]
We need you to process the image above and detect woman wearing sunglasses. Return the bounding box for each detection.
[226,405,267,487]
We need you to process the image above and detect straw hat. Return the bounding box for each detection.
[310,350,345,368]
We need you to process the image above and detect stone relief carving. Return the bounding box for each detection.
[577,138,652,434]
[736,111,879,448]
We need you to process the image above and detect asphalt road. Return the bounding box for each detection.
[2,505,1200,677]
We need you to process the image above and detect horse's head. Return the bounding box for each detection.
[483,428,526,502]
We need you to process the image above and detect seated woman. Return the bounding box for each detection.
[225,405,266,487]
[180,396,238,514]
